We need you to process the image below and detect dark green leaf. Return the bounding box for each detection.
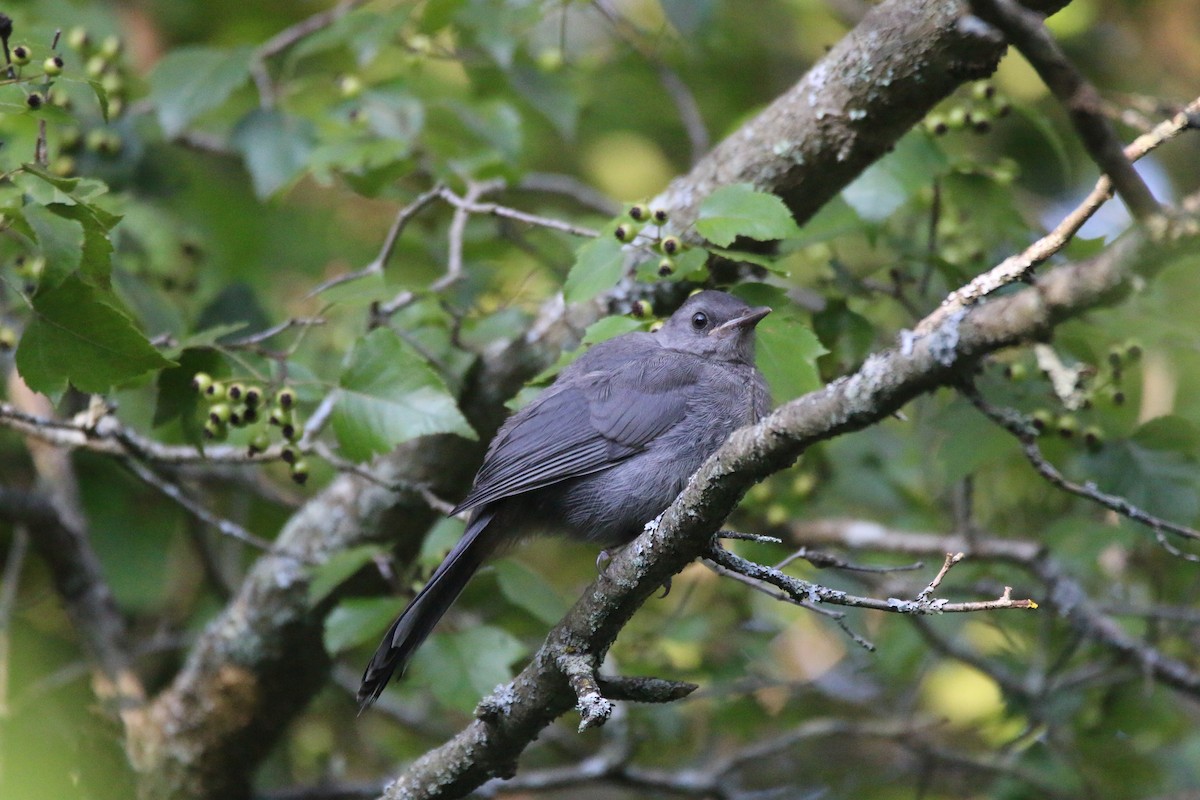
[152,348,226,440]
[332,328,476,461]
[409,625,525,709]
[23,204,81,291]
[17,273,175,396]
[696,183,801,246]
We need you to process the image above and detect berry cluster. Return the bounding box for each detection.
[923,81,1012,137]
[1001,341,1141,452]
[191,374,310,484]
[615,204,680,277]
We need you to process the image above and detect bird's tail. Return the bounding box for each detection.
[357,510,497,711]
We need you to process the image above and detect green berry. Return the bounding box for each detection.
[12,45,31,65]
[281,421,300,442]
[66,27,92,52]
[1083,426,1104,451]
[191,372,214,394]
[0,326,16,351]
[925,114,948,136]
[205,382,227,403]
[25,92,43,110]
[338,74,363,99]
[226,382,245,401]
[280,446,297,464]
[614,223,635,242]
[1056,415,1077,439]
[203,419,227,441]
[243,386,262,407]
[208,403,232,425]
[657,258,674,277]
[277,387,296,409]
[248,431,271,456]
[630,300,652,319]
[1004,362,1027,381]
[628,204,648,222]
[43,56,64,76]
[651,208,668,224]
[1125,342,1142,362]
[1030,409,1053,434]
[85,54,107,78]
[99,36,122,59]
[290,459,310,485]
[660,236,681,256]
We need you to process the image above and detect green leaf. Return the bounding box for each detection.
[152,347,225,439]
[324,597,403,655]
[494,560,569,624]
[695,183,801,246]
[148,46,255,137]
[733,284,825,402]
[88,80,110,123]
[231,109,316,198]
[332,327,476,461]
[23,204,81,291]
[47,202,120,288]
[17,273,175,396]
[308,545,387,608]
[409,625,525,709]
[563,233,624,304]
[842,132,948,222]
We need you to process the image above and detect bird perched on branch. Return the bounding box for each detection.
[358,290,771,709]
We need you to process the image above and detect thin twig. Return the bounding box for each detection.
[223,317,326,348]
[916,552,964,602]
[920,93,1200,334]
[120,457,274,550]
[250,0,366,108]
[962,383,1200,557]
[593,0,710,164]
[706,543,1036,615]
[967,0,1159,221]
[308,184,446,297]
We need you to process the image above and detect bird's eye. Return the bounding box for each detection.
[690,311,708,330]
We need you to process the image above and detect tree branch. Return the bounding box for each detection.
[967,0,1161,220]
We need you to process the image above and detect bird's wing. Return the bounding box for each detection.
[452,351,703,513]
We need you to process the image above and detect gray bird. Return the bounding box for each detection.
[358,290,771,709]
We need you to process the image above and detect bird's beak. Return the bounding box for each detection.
[710,306,771,336]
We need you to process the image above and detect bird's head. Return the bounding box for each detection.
[656,290,770,364]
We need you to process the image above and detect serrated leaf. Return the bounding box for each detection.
[308,545,387,608]
[494,559,569,624]
[47,202,120,288]
[332,327,476,461]
[148,46,254,137]
[17,273,175,396]
[733,284,826,402]
[231,109,317,198]
[563,233,624,304]
[696,183,801,246]
[23,204,81,291]
[324,597,403,655]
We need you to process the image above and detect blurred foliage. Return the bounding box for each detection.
[0,1,1198,799]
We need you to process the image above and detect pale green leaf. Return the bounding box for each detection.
[332,327,476,461]
[696,183,801,246]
